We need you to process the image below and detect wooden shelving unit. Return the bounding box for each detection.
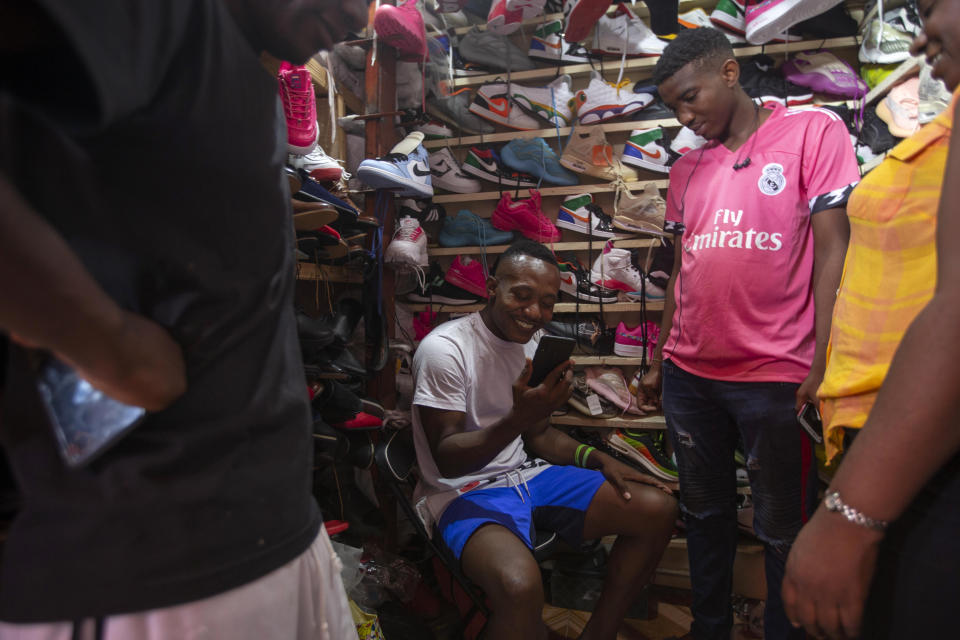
[432,178,670,203]
[295,262,364,284]
[426,237,660,256]
[550,413,666,429]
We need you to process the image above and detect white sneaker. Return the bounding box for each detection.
[670,126,708,156]
[883,6,921,36]
[556,194,627,239]
[288,146,344,182]
[508,74,576,127]
[505,0,545,19]
[470,81,544,130]
[572,71,653,125]
[385,216,429,267]
[529,20,594,64]
[679,7,746,43]
[590,246,646,293]
[859,19,913,64]
[428,148,482,194]
[592,4,666,57]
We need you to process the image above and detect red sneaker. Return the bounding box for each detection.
[492,190,561,243]
[278,61,318,155]
[563,0,614,43]
[374,0,428,62]
[444,255,489,298]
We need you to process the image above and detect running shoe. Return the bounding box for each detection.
[508,74,577,127]
[585,365,646,415]
[406,262,484,305]
[568,373,620,418]
[859,18,913,64]
[357,131,434,199]
[876,77,920,138]
[385,216,429,267]
[555,194,625,239]
[592,4,666,57]
[491,190,562,242]
[470,81,543,130]
[529,19,595,64]
[462,146,539,187]
[781,50,868,99]
[613,321,659,358]
[437,209,516,247]
[500,138,579,186]
[429,147,483,194]
[608,430,678,481]
[571,71,654,124]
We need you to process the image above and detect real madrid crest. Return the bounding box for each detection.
[758,163,786,196]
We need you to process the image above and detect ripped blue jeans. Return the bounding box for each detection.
[662,360,817,640]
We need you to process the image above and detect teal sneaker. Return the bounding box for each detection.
[438,209,515,247]
[500,137,579,186]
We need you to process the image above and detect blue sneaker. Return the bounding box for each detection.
[499,138,579,186]
[293,168,359,222]
[357,133,434,199]
[438,209,515,247]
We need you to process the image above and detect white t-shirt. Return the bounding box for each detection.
[412,313,541,506]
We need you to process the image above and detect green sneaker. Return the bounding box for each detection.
[609,429,679,482]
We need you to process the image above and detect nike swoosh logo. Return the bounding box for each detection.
[412,164,431,176]
[639,147,663,159]
[560,274,574,285]
[561,207,590,223]
[487,96,511,119]
[535,38,562,50]
[473,156,498,172]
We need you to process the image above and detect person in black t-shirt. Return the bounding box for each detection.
[0,0,366,636]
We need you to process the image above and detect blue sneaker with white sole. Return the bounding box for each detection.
[500,138,579,186]
[357,133,434,199]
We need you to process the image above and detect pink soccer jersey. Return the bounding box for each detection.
[662,104,860,382]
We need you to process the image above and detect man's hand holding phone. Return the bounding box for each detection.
[512,357,574,427]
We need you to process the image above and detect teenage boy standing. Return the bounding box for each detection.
[639,28,859,640]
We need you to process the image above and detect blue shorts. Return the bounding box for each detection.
[437,465,606,560]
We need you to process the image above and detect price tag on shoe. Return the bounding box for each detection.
[586,394,604,416]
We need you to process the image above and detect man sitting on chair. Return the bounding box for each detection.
[411,239,678,640]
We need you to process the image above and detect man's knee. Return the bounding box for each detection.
[484,563,544,608]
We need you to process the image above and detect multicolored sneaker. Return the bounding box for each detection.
[859,18,913,64]
[288,146,344,182]
[563,0,615,44]
[609,430,678,481]
[492,190,561,242]
[592,4,667,57]
[571,71,654,124]
[781,50,868,99]
[462,146,539,187]
[739,54,814,106]
[556,256,620,303]
[385,216,429,267]
[507,74,576,127]
[444,255,490,298]
[357,131,434,199]
[560,125,636,181]
[613,321,659,358]
[470,81,543,130]
[278,61,318,155]
[529,20,594,64]
[487,0,524,34]
[556,194,625,239]
[710,0,801,42]
[429,147,483,194]
[744,0,843,45]
[622,127,676,173]
[612,182,666,237]
[406,262,484,305]
[374,0,428,61]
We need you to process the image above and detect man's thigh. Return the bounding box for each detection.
[722,380,815,543]
[662,361,740,517]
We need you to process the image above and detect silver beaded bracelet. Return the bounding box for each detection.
[823,491,889,532]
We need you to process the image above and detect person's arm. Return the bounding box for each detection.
[795,207,849,409]
[638,240,683,407]
[0,173,185,411]
[417,358,573,478]
[783,98,960,640]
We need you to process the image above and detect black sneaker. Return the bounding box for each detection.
[739,55,814,107]
[858,103,900,155]
[795,3,857,38]
[545,316,615,355]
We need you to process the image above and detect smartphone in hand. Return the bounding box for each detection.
[36,358,147,468]
[528,335,576,387]
[797,401,823,444]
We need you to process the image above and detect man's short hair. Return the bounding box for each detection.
[653,28,735,86]
[491,239,559,276]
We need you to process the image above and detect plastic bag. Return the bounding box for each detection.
[348,545,421,609]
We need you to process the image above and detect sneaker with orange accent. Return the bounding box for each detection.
[491,190,562,242]
[560,125,637,181]
[427,87,496,135]
[470,81,542,130]
[571,71,654,124]
[529,20,594,64]
[556,194,628,239]
[622,127,677,173]
[507,74,576,127]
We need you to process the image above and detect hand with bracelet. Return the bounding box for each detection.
[574,444,673,501]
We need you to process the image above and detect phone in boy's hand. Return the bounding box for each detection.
[528,335,576,387]
[797,401,824,444]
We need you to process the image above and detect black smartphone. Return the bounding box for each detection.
[36,358,147,468]
[797,401,824,444]
[528,335,576,387]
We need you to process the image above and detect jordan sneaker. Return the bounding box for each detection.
[529,20,594,64]
[278,61,318,155]
[491,190,561,242]
[357,131,434,199]
[416,119,455,140]
[385,216,429,267]
[556,194,626,239]
[500,138,579,186]
[406,262,483,305]
[428,147,482,194]
[781,50,868,99]
[560,125,636,181]
[470,81,543,130]
[507,74,576,127]
[590,245,656,300]
[487,0,524,35]
[622,127,676,173]
[571,71,654,124]
[710,0,801,42]
[592,4,667,57]
[859,18,913,64]
[462,146,539,187]
[557,257,620,303]
[612,182,666,236]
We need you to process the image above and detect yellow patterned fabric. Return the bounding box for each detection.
[819,86,959,463]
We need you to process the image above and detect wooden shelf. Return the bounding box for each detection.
[447,36,861,88]
[422,101,855,149]
[400,301,663,313]
[432,179,670,203]
[296,262,364,284]
[569,355,649,365]
[551,413,666,429]
[426,237,660,256]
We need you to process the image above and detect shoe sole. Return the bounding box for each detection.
[710,12,744,35]
[432,175,482,194]
[612,217,668,237]
[560,283,618,304]
[606,435,679,482]
[374,10,427,59]
[555,218,619,239]
[357,165,433,199]
[745,0,843,45]
[578,101,649,125]
[468,101,539,130]
[293,207,340,230]
[613,341,649,357]
[462,160,538,187]
[406,293,481,305]
[621,152,671,173]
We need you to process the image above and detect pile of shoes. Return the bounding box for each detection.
[297,297,369,379]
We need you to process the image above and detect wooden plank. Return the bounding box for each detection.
[432,179,670,203]
[426,237,660,256]
[295,262,363,284]
[550,414,667,429]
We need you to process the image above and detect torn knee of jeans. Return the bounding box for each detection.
[675,431,695,448]
[678,503,729,520]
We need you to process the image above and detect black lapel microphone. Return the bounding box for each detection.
[732,157,752,171]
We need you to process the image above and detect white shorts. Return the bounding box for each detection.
[0,527,357,640]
